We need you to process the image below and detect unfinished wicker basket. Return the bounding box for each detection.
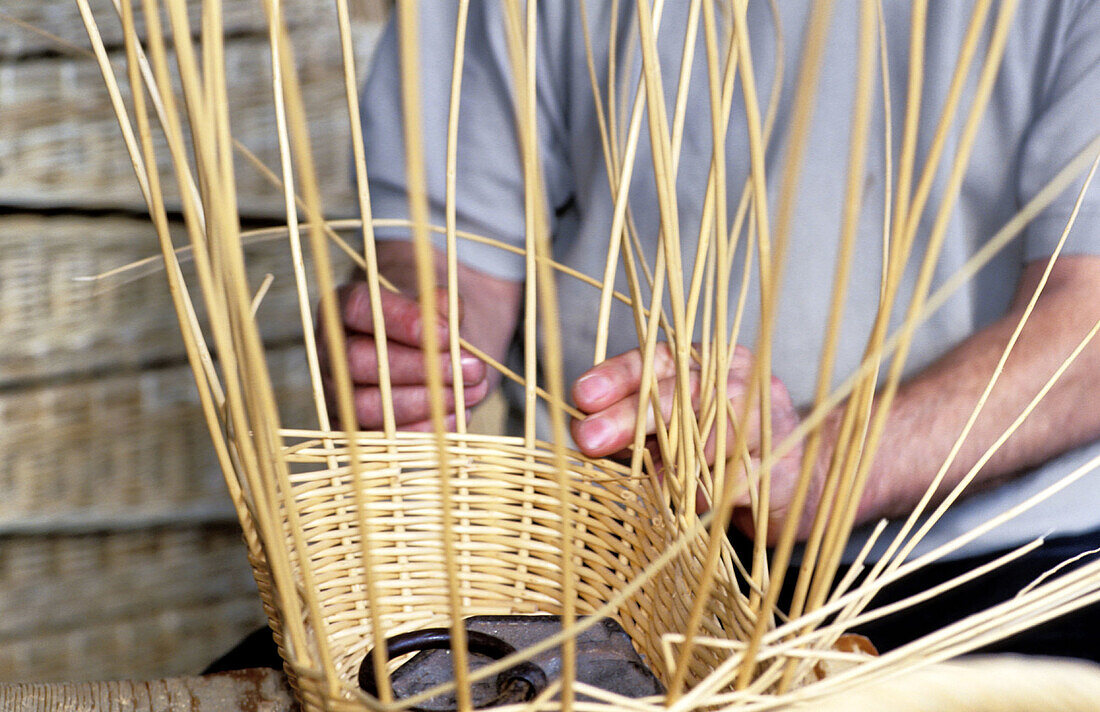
[252,430,753,709]
[79,0,1100,710]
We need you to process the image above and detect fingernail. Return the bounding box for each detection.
[460,354,482,380]
[575,373,610,404]
[577,416,614,452]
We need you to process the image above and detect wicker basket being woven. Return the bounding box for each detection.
[77,0,1100,710]
[262,432,742,698]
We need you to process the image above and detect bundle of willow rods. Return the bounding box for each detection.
[79,0,1100,709]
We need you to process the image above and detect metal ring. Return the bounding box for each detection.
[359,628,548,710]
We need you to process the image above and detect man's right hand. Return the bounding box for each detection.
[322,283,490,431]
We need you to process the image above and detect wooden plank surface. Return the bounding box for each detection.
[0,669,294,712]
[0,1,386,216]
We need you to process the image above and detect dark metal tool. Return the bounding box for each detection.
[358,615,665,711]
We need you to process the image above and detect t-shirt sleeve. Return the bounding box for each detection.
[1018,0,1100,262]
[359,4,572,282]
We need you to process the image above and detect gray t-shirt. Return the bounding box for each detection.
[361,1,1100,560]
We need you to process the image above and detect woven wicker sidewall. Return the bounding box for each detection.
[244,534,298,685]
[1,3,380,217]
[0,525,264,682]
[253,432,743,708]
[0,347,315,527]
[0,215,313,385]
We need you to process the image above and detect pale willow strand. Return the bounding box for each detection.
[70,0,1100,710]
[807,657,1100,712]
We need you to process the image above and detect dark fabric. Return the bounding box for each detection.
[730,527,1100,661]
[203,626,283,674]
[845,530,1100,660]
[206,528,1100,672]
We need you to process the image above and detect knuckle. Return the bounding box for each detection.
[343,284,370,328]
[465,379,490,404]
[353,387,383,428]
[347,339,378,380]
[392,298,423,340]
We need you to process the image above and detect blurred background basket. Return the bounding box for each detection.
[0,0,391,682]
[0,526,260,681]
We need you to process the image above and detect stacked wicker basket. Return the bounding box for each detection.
[0,0,387,682]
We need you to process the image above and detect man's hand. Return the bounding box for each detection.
[323,284,490,430]
[570,343,824,542]
[568,257,1100,545]
[320,242,523,431]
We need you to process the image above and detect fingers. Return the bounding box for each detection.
[399,413,461,432]
[725,409,819,546]
[334,283,481,384]
[570,341,815,546]
[650,451,718,516]
[326,283,486,430]
[701,373,799,464]
[573,344,752,416]
[699,376,756,463]
[766,373,800,445]
[339,283,453,346]
[571,344,794,465]
[326,377,491,429]
[344,336,486,385]
[574,370,758,460]
[572,343,678,413]
[572,370,697,458]
[363,380,488,429]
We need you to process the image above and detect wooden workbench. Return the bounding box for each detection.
[0,670,296,712]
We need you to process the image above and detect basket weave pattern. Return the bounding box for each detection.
[254,432,740,698]
[0,216,310,385]
[0,526,263,682]
[0,3,378,216]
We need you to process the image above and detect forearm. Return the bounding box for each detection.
[857,258,1100,524]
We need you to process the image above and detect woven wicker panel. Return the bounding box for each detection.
[0,525,265,682]
[255,433,742,700]
[0,0,327,58]
[0,214,328,385]
[0,347,315,530]
[0,3,385,216]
